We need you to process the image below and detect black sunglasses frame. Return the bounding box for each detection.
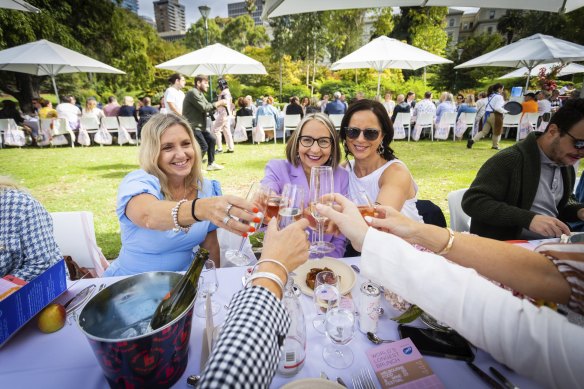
[565,132,584,150]
[345,127,381,141]
[298,135,332,148]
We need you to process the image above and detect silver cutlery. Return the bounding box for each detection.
[64,284,96,315]
[336,376,348,387]
[490,366,520,389]
[367,332,394,345]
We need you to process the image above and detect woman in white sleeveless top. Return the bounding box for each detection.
[340,100,423,223]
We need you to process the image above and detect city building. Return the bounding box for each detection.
[446,8,509,46]
[139,15,156,29]
[153,0,186,33]
[227,0,263,25]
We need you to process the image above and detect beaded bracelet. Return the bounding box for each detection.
[171,199,191,233]
[245,272,285,296]
[437,227,455,255]
[253,259,289,284]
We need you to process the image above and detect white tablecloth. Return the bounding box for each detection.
[0,257,542,388]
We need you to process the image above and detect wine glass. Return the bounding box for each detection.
[264,192,283,225]
[277,184,305,230]
[225,182,270,266]
[312,271,340,334]
[323,307,355,369]
[195,259,220,317]
[351,191,376,218]
[309,166,335,254]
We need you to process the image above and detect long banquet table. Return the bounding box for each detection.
[0,257,542,388]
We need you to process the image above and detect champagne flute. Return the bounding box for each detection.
[277,184,305,230]
[195,259,220,317]
[309,166,335,254]
[225,182,270,266]
[351,191,376,218]
[323,307,355,369]
[312,270,340,334]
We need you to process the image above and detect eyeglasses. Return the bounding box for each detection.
[345,127,381,141]
[565,132,584,150]
[299,136,332,148]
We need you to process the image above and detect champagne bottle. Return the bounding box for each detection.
[149,248,209,330]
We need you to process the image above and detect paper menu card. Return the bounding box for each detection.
[366,338,444,389]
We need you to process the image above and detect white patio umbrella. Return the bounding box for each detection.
[331,36,451,95]
[263,0,584,18]
[499,62,584,79]
[155,43,267,76]
[0,0,40,12]
[455,34,584,90]
[0,39,125,97]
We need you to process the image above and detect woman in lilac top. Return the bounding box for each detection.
[261,113,349,257]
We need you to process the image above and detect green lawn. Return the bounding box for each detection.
[0,138,526,259]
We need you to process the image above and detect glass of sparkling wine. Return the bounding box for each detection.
[277,184,305,230]
[195,259,220,317]
[313,270,340,334]
[309,166,335,254]
[323,307,355,369]
[225,182,270,266]
[351,190,376,218]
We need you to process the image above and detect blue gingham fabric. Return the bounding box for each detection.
[0,188,61,281]
[198,286,290,388]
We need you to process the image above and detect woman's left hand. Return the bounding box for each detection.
[197,195,261,236]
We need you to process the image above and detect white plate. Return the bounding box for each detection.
[281,378,344,389]
[292,258,356,296]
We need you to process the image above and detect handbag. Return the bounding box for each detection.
[77,126,91,146]
[117,125,135,145]
[454,115,467,138]
[252,123,265,143]
[518,115,533,140]
[4,121,26,146]
[233,123,248,143]
[434,118,450,140]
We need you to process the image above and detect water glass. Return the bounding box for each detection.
[323,307,355,369]
[312,271,339,334]
[195,259,220,317]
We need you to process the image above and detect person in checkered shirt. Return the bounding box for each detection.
[198,218,310,388]
[0,176,61,282]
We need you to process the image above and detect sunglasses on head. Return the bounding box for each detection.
[345,127,381,141]
[565,132,584,150]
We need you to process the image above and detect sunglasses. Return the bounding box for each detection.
[299,136,332,148]
[565,132,584,150]
[345,127,381,141]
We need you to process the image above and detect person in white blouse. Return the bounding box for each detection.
[317,194,583,389]
[163,73,186,116]
[468,83,508,150]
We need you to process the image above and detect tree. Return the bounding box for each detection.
[324,9,367,62]
[497,10,526,44]
[371,7,395,39]
[245,0,257,15]
[221,15,269,52]
[184,17,222,50]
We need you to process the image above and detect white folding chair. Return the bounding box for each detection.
[283,114,301,142]
[236,116,254,142]
[526,113,539,129]
[462,112,477,139]
[502,114,521,139]
[51,211,109,277]
[435,111,457,141]
[328,114,344,131]
[79,116,100,142]
[41,118,73,148]
[117,116,138,145]
[393,112,412,141]
[257,115,277,144]
[414,112,435,141]
[0,118,18,148]
[103,116,119,133]
[447,189,471,232]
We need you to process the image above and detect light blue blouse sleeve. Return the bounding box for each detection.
[117,170,162,222]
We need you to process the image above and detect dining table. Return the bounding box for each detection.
[0,256,543,388]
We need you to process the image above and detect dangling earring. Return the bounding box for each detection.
[343,143,350,156]
[377,143,385,155]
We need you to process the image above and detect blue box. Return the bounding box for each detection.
[0,259,67,347]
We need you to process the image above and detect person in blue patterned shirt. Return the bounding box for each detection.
[0,176,61,282]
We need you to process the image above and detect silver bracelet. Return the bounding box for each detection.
[171,199,191,233]
[245,272,285,296]
[253,259,289,284]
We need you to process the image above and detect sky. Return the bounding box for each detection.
[140,0,231,26]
